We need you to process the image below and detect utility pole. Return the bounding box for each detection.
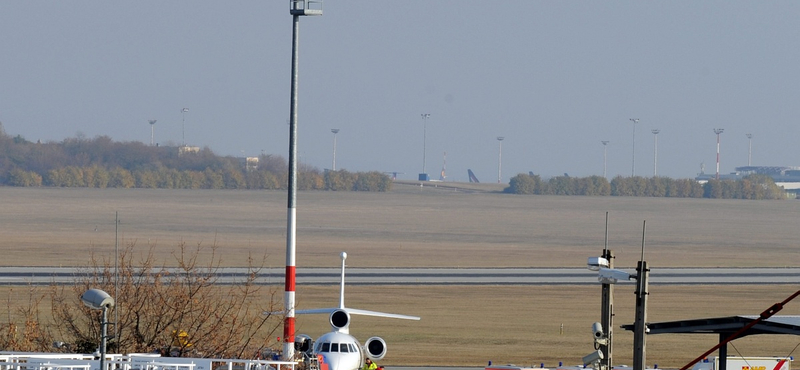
[746,133,753,166]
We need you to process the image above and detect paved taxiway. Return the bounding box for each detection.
[0,267,796,285]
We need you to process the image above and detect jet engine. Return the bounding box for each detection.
[364,336,387,361]
[329,309,350,331]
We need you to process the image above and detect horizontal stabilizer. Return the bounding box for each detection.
[345,308,420,321]
[295,307,419,321]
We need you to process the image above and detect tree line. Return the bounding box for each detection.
[506,173,787,200]
[0,125,391,191]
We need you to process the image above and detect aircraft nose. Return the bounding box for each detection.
[320,354,355,370]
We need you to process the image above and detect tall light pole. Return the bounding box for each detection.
[331,128,339,170]
[601,141,609,178]
[629,118,639,177]
[181,108,189,146]
[149,119,157,146]
[746,133,753,166]
[420,113,430,180]
[285,0,322,361]
[714,128,724,180]
[651,129,659,177]
[80,289,114,370]
[497,137,504,183]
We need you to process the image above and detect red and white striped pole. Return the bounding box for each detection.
[284,2,321,360]
[284,7,300,361]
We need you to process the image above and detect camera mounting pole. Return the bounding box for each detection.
[600,212,614,370]
[633,221,650,370]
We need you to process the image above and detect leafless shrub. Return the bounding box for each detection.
[0,241,283,358]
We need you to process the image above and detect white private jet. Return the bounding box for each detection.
[292,252,420,370]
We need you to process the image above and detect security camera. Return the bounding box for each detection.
[587,257,609,271]
[582,350,604,366]
[592,322,608,345]
[597,267,631,284]
[592,322,604,339]
[81,289,114,310]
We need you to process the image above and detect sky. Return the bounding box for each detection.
[1,1,799,182]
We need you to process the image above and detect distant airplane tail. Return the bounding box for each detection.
[440,152,447,181]
[468,169,480,183]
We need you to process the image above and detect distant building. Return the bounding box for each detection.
[239,156,259,171]
[178,145,200,156]
[696,165,800,193]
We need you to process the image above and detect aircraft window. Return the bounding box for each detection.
[330,343,339,352]
[320,342,330,352]
[340,344,349,353]
[349,344,356,352]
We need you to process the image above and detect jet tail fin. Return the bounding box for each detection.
[468,169,480,183]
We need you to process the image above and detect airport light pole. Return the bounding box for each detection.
[285,0,322,361]
[81,289,114,370]
[746,133,753,166]
[601,141,609,179]
[331,128,339,171]
[497,137,504,183]
[149,120,157,146]
[420,113,430,180]
[630,118,639,177]
[714,128,724,180]
[651,129,659,177]
[181,108,188,146]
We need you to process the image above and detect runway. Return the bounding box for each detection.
[0,266,796,286]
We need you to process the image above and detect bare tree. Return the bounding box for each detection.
[45,242,283,358]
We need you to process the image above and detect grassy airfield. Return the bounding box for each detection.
[0,184,798,368]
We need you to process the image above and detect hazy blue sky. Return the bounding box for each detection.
[2,1,799,182]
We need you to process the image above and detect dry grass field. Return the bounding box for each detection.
[0,185,799,368]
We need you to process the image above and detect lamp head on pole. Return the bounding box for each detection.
[81,289,114,310]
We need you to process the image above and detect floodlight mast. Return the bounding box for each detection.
[181,108,188,146]
[601,141,609,178]
[651,129,659,177]
[714,128,724,180]
[149,120,157,146]
[285,0,322,361]
[630,119,639,177]
[421,113,430,177]
[497,137,504,183]
[331,129,340,171]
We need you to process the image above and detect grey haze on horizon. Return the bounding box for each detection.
[1,1,798,182]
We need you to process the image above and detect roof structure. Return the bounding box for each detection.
[621,315,800,370]
[621,315,800,336]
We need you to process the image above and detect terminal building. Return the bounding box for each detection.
[696,165,800,194]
